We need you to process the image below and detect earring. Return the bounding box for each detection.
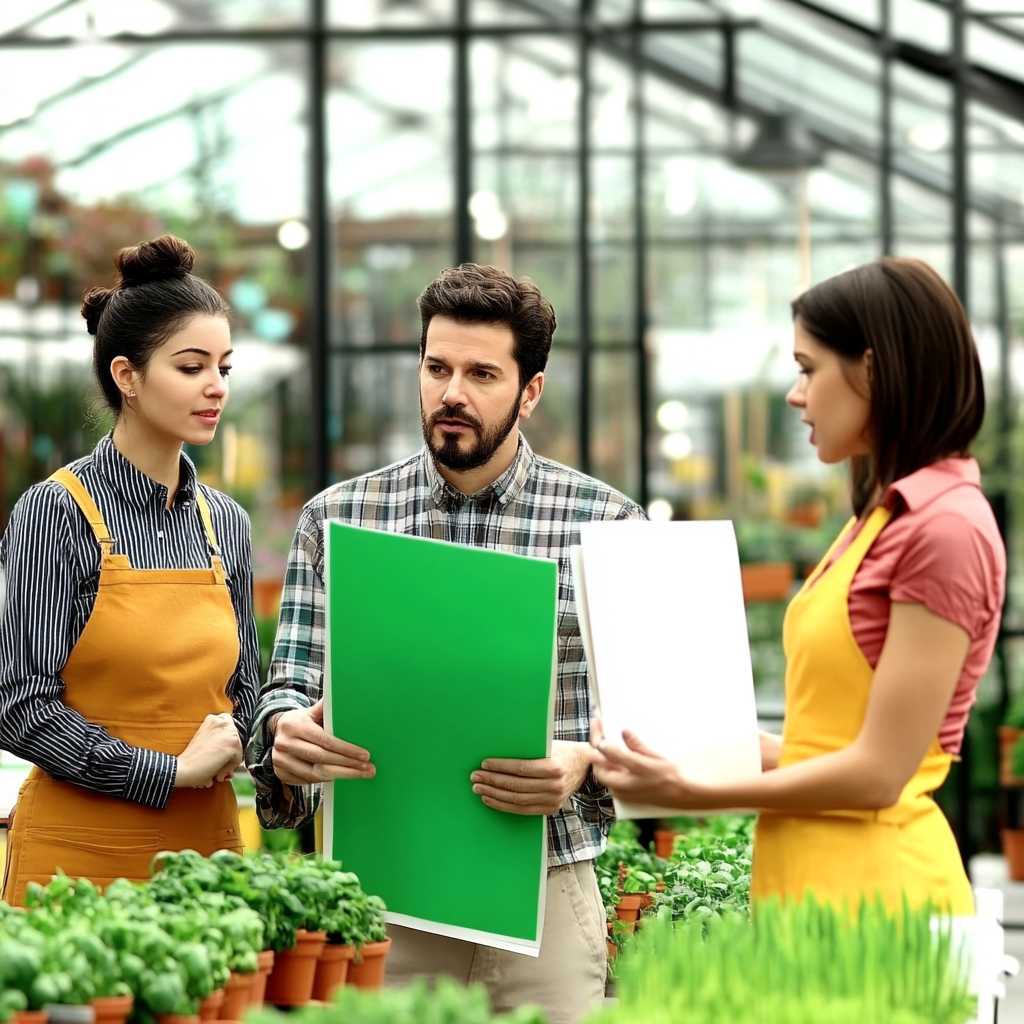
[128,390,136,398]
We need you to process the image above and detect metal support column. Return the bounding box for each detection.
[880,0,894,255]
[952,0,969,309]
[577,0,594,475]
[308,0,330,493]
[632,0,650,508]
[455,0,473,265]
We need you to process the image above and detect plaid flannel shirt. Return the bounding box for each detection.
[244,437,645,866]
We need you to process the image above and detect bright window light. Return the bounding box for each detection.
[647,498,674,522]
[277,219,310,251]
[656,399,690,432]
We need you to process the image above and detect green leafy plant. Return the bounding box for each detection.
[654,817,753,928]
[1012,733,1024,778]
[1006,695,1024,730]
[247,977,546,1024]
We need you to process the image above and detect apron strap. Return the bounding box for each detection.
[194,489,222,557]
[49,468,116,557]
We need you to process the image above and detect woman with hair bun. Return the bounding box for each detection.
[0,235,259,904]
[591,257,1005,915]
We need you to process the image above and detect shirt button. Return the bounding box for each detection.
[157,531,164,539]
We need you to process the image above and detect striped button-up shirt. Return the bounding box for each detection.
[0,435,260,809]
[245,437,645,867]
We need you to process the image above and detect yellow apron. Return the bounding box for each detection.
[750,504,973,915]
[2,468,243,906]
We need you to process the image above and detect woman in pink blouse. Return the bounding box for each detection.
[593,257,1005,914]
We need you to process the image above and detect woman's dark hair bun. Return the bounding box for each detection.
[116,234,195,287]
[80,286,115,336]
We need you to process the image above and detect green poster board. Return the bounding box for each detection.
[323,523,557,954]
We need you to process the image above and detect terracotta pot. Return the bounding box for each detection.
[312,942,357,1001]
[218,974,254,1020]
[1003,828,1024,882]
[653,829,677,859]
[263,930,326,1007]
[615,894,644,934]
[348,938,392,991]
[198,989,224,1022]
[740,562,794,604]
[250,950,275,1006]
[156,1017,199,1024]
[606,938,617,960]
[999,727,1024,787]
[252,578,282,618]
[91,995,133,1024]
[13,1013,47,1024]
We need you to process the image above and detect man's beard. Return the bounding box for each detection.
[421,393,522,472]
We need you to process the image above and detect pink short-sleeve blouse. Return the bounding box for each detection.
[818,458,1005,754]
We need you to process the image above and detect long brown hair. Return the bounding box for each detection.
[791,257,985,516]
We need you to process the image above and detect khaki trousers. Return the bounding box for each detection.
[385,860,607,1024]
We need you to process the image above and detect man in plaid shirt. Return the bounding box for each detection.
[245,264,645,1022]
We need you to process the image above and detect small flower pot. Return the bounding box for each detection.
[615,894,644,934]
[250,950,275,1006]
[999,727,1024,787]
[347,938,392,991]
[264,930,327,1007]
[91,995,133,1024]
[198,989,224,1022]
[13,1013,47,1024]
[653,829,677,859]
[1002,828,1024,882]
[156,1017,199,1024]
[606,939,617,960]
[740,562,794,603]
[312,942,357,1002]
[218,973,255,1020]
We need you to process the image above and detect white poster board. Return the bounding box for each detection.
[573,520,762,819]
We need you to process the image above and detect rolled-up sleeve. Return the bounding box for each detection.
[244,502,325,828]
[0,484,175,808]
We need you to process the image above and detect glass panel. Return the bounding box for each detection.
[642,31,720,95]
[327,351,421,482]
[968,20,1024,86]
[593,352,640,498]
[18,0,309,35]
[777,0,878,27]
[738,32,880,146]
[592,52,633,150]
[472,0,549,24]
[593,244,635,346]
[328,41,453,346]
[644,0,725,15]
[892,0,948,51]
[524,346,578,469]
[329,0,453,28]
[471,36,576,150]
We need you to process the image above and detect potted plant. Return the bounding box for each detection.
[999,696,1024,787]
[308,864,367,1001]
[345,896,390,991]
[735,520,795,603]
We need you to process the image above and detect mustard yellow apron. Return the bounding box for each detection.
[2,468,243,906]
[750,505,973,915]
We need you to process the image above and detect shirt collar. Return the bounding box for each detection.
[93,434,198,509]
[884,457,980,512]
[422,435,534,512]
